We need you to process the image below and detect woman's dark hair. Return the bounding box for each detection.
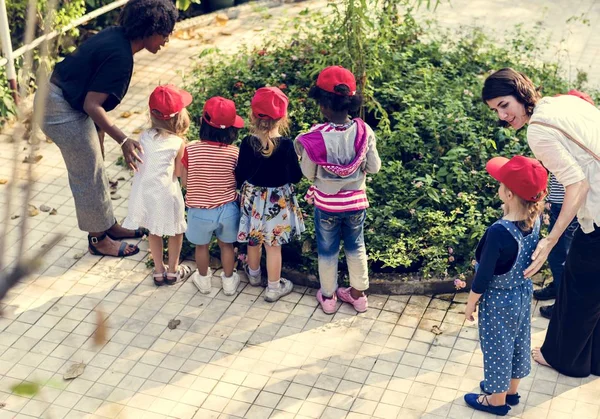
[481,68,541,116]
[308,85,363,113]
[118,0,178,40]
[199,117,239,145]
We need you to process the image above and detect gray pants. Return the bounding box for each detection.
[37,84,115,232]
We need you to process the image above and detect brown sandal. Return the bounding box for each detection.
[153,267,166,287]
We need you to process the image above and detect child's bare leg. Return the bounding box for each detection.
[265,244,282,283]
[508,378,520,395]
[218,240,235,277]
[487,392,507,406]
[195,244,210,276]
[148,234,165,273]
[350,288,366,299]
[167,233,183,273]
[247,244,262,271]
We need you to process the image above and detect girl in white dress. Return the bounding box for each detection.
[123,85,192,286]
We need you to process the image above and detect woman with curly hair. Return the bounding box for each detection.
[36,0,178,257]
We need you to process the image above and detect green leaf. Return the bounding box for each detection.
[11,381,40,396]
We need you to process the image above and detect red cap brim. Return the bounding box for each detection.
[485,156,509,183]
[180,89,193,108]
[233,115,244,128]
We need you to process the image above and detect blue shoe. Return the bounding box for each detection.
[464,393,510,416]
[480,381,521,405]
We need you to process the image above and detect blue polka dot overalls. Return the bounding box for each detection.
[478,218,540,393]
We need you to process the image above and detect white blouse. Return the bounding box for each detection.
[527,95,600,234]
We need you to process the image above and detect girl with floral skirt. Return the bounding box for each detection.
[235,87,305,302]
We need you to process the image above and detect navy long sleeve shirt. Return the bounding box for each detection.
[235,136,303,188]
[471,221,533,294]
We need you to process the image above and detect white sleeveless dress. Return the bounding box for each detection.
[123,129,187,236]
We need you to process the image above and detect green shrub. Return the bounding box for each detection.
[0,69,17,123]
[183,3,595,280]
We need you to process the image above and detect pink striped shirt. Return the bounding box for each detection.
[305,185,369,212]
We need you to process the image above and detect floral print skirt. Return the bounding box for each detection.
[237,182,305,246]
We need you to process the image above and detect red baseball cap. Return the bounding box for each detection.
[316,66,357,96]
[486,155,548,202]
[202,96,244,129]
[251,87,289,120]
[149,85,193,120]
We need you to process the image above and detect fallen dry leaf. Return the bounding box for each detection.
[10,215,19,220]
[93,308,108,347]
[431,325,443,335]
[215,13,229,26]
[73,252,85,260]
[132,128,143,134]
[49,208,58,215]
[220,30,233,36]
[120,111,132,118]
[23,155,43,164]
[253,27,264,32]
[63,362,86,380]
[0,179,7,185]
[168,319,181,330]
[28,205,39,217]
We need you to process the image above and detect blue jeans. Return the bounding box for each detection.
[314,208,369,297]
[547,202,579,289]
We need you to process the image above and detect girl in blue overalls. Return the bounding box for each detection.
[463,155,548,416]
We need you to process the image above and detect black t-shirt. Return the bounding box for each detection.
[471,221,533,294]
[235,136,303,188]
[51,27,134,113]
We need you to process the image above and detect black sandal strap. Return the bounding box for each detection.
[88,232,108,245]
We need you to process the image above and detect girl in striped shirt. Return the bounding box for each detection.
[183,96,244,296]
[295,66,381,314]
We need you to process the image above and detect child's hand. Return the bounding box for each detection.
[464,302,477,322]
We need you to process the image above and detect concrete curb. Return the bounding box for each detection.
[281,266,473,295]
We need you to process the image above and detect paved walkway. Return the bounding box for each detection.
[1,1,600,418]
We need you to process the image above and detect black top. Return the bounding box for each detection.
[235,136,303,188]
[51,27,134,113]
[471,221,532,294]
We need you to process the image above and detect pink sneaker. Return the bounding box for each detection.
[316,290,338,314]
[336,287,368,313]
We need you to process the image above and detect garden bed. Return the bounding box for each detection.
[179,0,596,288]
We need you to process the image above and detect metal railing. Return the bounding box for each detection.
[0,0,128,99]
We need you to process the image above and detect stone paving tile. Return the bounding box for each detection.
[2,0,600,418]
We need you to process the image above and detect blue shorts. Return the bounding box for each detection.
[186,202,240,245]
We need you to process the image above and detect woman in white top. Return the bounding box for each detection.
[482,68,600,378]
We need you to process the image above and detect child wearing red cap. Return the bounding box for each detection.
[295,66,381,314]
[235,87,305,302]
[183,96,244,296]
[463,155,547,416]
[123,84,192,286]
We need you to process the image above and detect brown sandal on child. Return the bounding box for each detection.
[153,266,167,287]
[165,264,193,286]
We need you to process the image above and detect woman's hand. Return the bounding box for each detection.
[122,139,144,171]
[524,237,557,278]
[464,302,477,322]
